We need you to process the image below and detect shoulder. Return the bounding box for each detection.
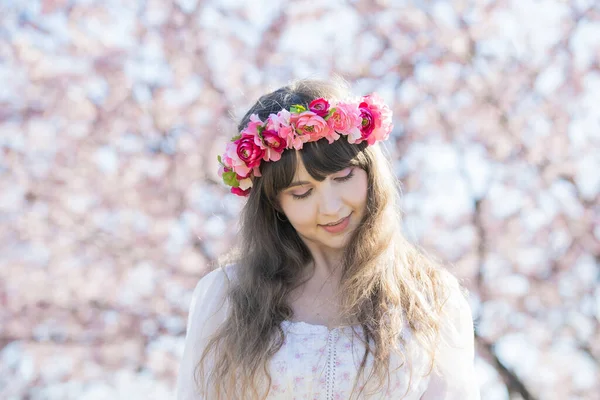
[185,264,239,332]
[434,280,478,391]
[424,268,474,355]
[439,276,473,341]
[427,268,472,335]
[420,276,480,399]
[177,264,239,399]
[191,264,238,299]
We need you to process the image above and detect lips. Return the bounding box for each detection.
[319,213,352,234]
[324,216,348,226]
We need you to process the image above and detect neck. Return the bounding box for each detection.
[301,251,343,287]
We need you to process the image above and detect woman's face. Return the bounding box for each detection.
[277,156,368,252]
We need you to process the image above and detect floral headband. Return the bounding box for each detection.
[218,94,393,196]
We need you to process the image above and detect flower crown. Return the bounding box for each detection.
[218,93,393,196]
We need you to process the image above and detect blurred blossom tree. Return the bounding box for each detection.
[0,0,598,399]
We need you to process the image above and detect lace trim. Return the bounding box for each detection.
[325,329,338,400]
[281,320,359,335]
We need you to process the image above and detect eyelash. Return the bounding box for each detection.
[291,169,355,200]
[336,169,355,182]
[291,191,312,200]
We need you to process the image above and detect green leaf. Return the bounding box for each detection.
[222,171,240,187]
[230,134,241,142]
[256,125,265,143]
[290,104,307,113]
[325,107,336,120]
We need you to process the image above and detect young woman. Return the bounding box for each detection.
[177,80,479,399]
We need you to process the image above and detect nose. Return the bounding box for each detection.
[318,183,343,216]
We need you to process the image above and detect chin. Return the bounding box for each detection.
[321,232,353,250]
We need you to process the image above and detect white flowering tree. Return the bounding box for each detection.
[0,0,598,399]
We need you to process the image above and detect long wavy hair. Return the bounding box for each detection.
[196,79,459,399]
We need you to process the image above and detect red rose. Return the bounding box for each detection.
[235,134,265,169]
[359,102,375,139]
[262,130,285,152]
[231,186,251,196]
[309,98,330,118]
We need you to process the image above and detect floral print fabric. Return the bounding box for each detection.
[264,320,432,399]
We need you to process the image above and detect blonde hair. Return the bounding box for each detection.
[196,79,460,399]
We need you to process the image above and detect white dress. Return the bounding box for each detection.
[176,265,480,399]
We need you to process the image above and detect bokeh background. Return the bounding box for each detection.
[1,0,599,399]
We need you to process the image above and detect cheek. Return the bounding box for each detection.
[346,171,369,206]
[281,200,316,229]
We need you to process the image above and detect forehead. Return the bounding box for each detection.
[292,154,310,179]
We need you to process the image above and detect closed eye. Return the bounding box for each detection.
[291,189,313,200]
[290,169,354,200]
[334,169,355,182]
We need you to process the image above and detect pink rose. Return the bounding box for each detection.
[358,94,393,145]
[261,129,285,161]
[308,98,330,118]
[223,142,251,177]
[321,128,340,144]
[290,111,331,142]
[235,134,264,168]
[327,102,362,144]
[267,110,301,150]
[281,132,303,150]
[262,130,285,151]
[242,114,264,138]
[266,110,291,132]
[359,103,375,139]
[233,134,265,175]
